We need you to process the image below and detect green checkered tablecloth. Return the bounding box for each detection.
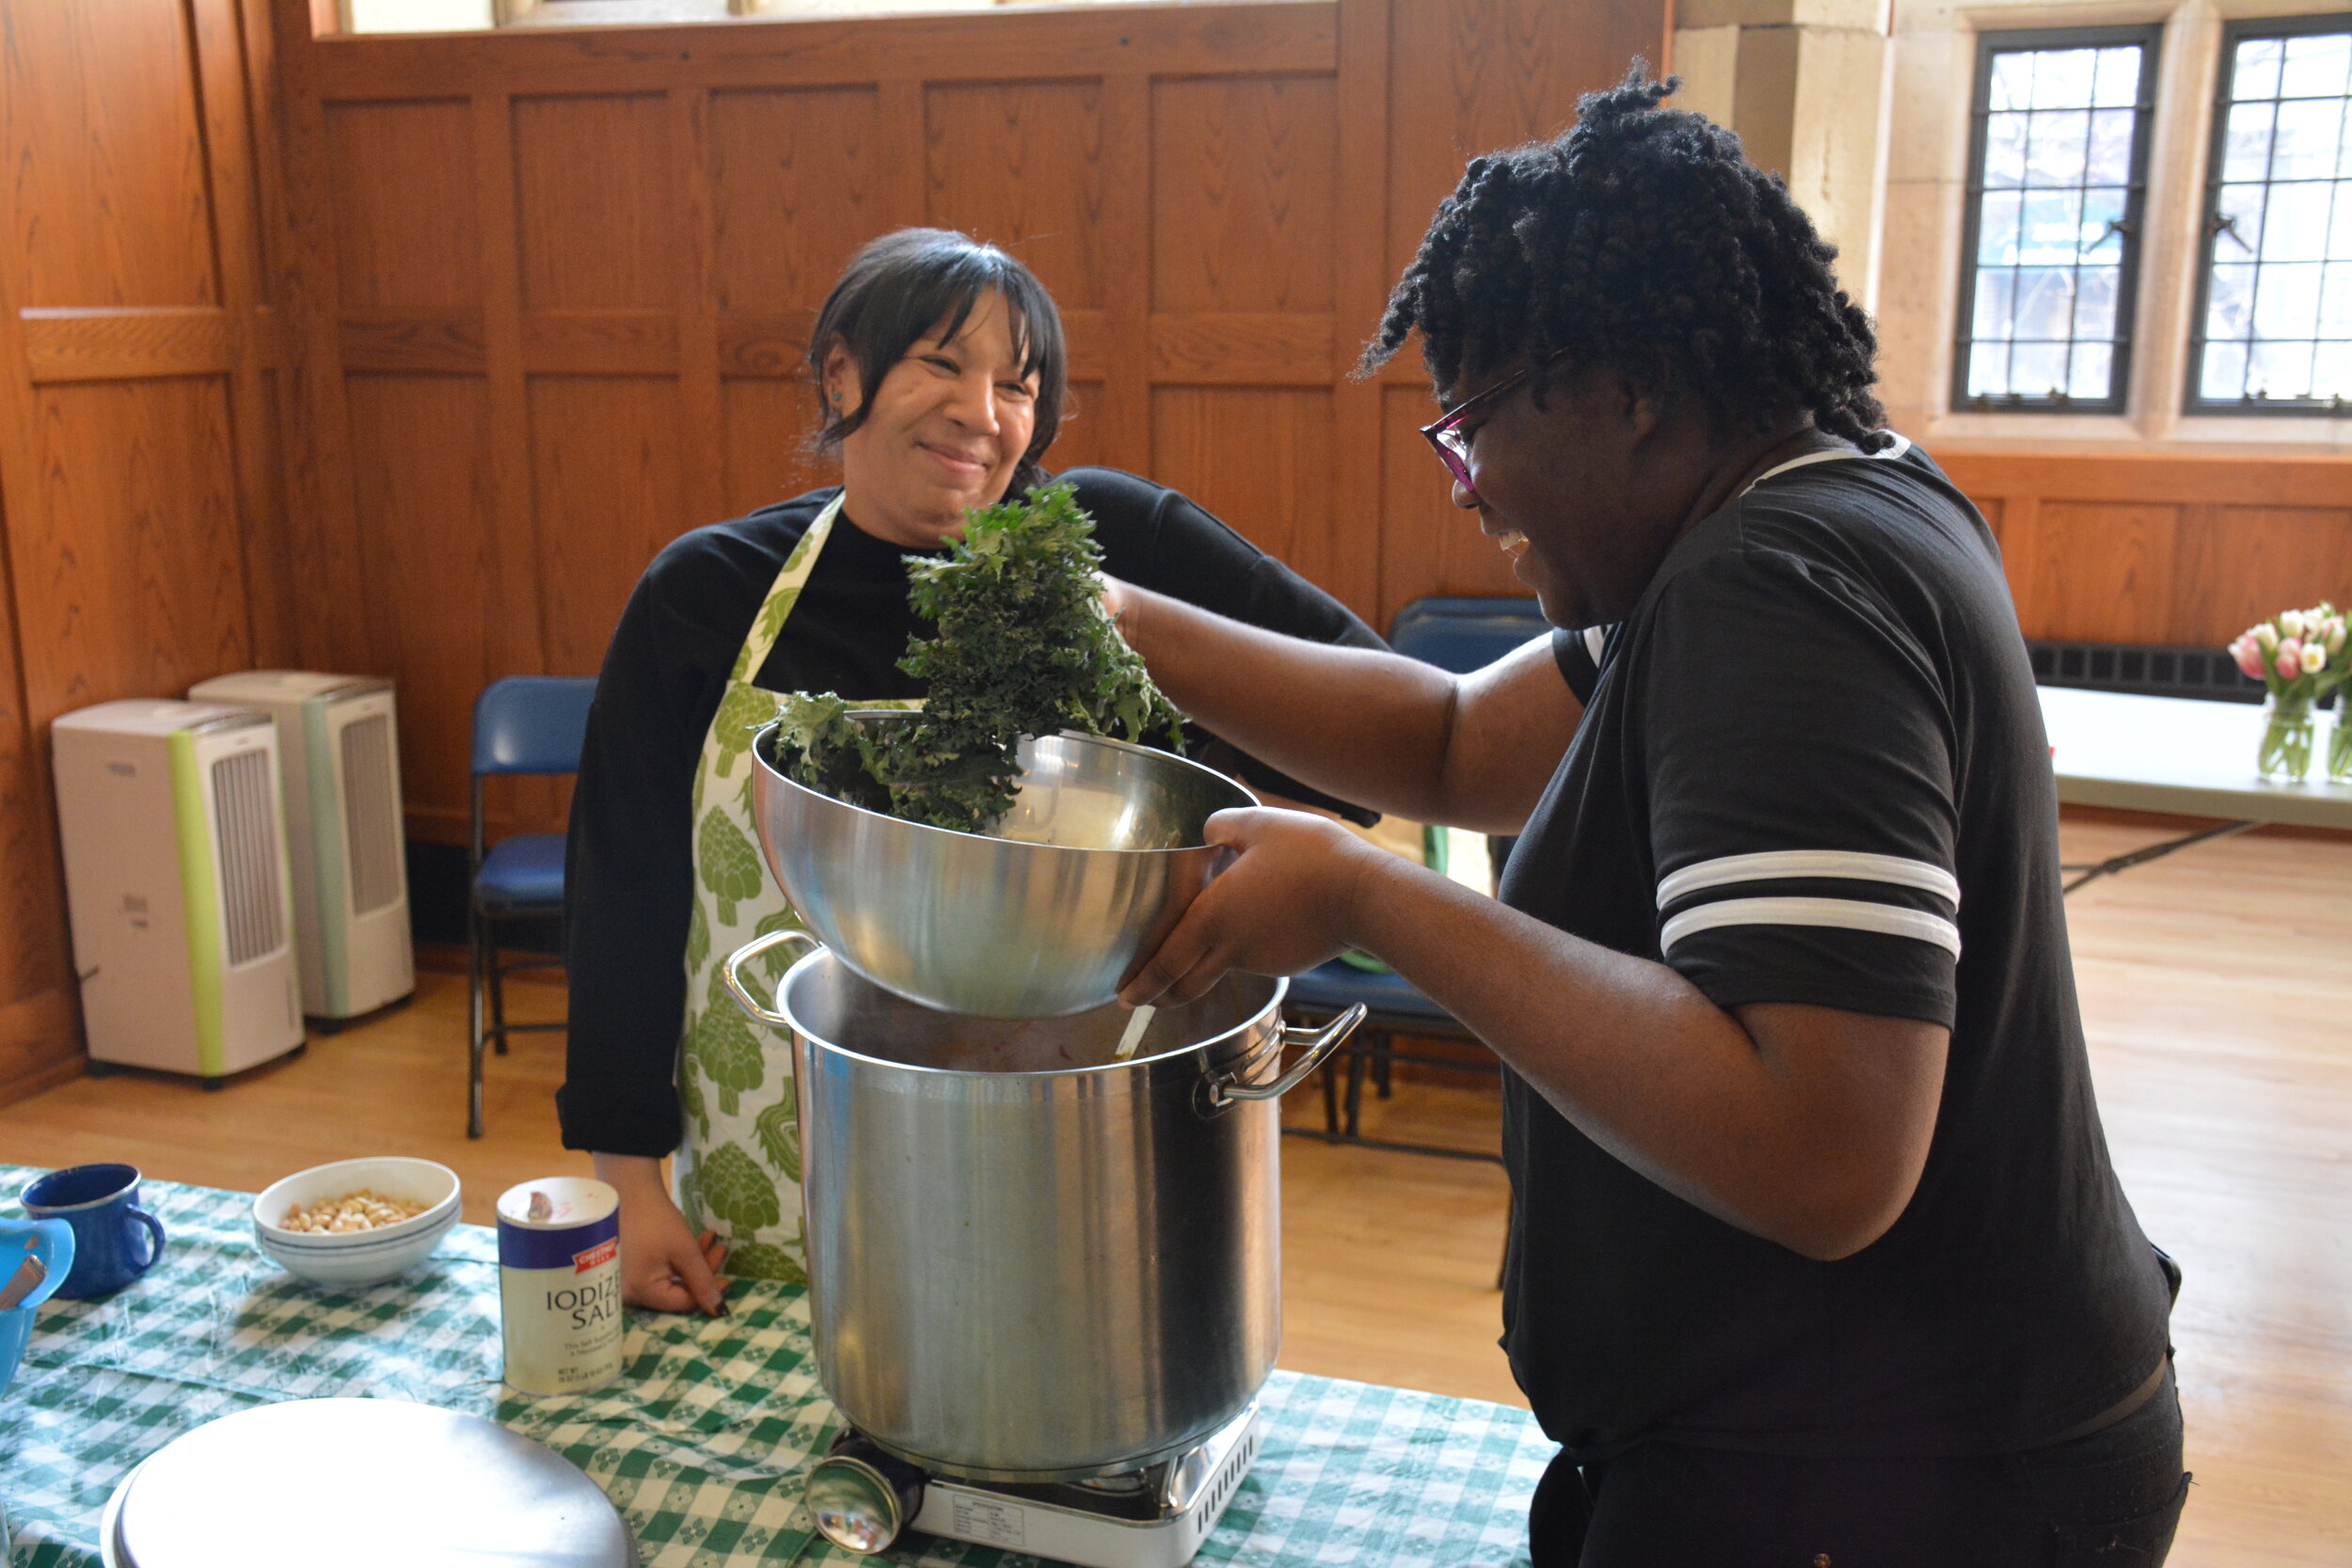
[1,1169,1554,1567]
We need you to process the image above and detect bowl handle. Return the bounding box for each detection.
[720,928,821,1028]
[1208,1004,1368,1107]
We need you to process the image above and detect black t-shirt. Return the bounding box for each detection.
[1497,441,2172,1461]
[558,467,1383,1156]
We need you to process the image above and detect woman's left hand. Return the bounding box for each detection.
[1118,807,1386,1007]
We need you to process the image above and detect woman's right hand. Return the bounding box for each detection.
[594,1152,729,1316]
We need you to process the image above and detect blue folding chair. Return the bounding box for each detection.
[1285,596,1552,1163]
[469,675,597,1138]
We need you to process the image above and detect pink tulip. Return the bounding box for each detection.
[2275,641,2303,681]
[2302,642,2327,676]
[2232,637,2267,679]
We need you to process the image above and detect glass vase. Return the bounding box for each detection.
[2329,704,2352,783]
[2258,693,2315,781]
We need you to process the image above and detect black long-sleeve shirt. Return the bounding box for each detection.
[559,467,1383,1155]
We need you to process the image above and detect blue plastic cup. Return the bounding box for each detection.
[20,1164,166,1299]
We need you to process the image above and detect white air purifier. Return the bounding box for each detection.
[52,701,305,1081]
[188,673,415,1022]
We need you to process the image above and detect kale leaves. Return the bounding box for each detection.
[775,483,1183,833]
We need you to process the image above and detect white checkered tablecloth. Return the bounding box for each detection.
[0,1168,1554,1567]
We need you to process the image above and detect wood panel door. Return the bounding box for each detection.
[275,0,1671,847]
[0,0,294,1101]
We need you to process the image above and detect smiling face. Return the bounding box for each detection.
[1442,360,1714,629]
[825,291,1041,548]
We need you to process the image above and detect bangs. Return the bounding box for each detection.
[806,228,1070,489]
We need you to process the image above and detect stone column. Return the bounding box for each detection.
[1670,0,1895,311]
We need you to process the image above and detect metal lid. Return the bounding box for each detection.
[104,1400,635,1568]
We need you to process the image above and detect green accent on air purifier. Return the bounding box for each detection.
[167,731,228,1078]
[302,700,351,1017]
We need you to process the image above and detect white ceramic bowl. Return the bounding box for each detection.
[252,1158,461,1289]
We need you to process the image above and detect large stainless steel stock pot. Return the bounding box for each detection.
[723,929,1364,1482]
[749,718,1256,1019]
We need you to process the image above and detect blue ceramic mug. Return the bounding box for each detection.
[20,1164,166,1299]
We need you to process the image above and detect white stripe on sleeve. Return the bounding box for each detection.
[1661,896,1962,958]
[1656,850,1960,911]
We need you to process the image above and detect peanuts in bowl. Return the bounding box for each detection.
[279,1190,431,1234]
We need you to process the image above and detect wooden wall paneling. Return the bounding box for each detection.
[270,0,373,675]
[876,80,927,238]
[1053,382,1112,475]
[707,84,884,519]
[2175,506,2352,647]
[321,99,481,309]
[709,86,883,320]
[0,170,78,1100]
[17,379,254,721]
[20,309,239,382]
[1323,0,1392,625]
[189,0,290,671]
[0,0,219,309]
[471,90,559,839]
[343,373,499,843]
[1098,72,1152,474]
[2009,500,2186,645]
[528,375,687,679]
[1150,76,1337,315]
[674,88,727,535]
[308,3,1338,99]
[513,93,677,312]
[1385,0,1667,282]
[1152,388,1334,568]
[721,378,827,519]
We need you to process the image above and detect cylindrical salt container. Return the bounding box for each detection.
[497,1178,624,1396]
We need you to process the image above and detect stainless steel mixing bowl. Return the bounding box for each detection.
[750,716,1257,1018]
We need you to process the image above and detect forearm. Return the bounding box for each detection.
[1119,583,1558,832]
[1341,857,1931,1259]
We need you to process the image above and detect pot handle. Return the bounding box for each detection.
[1208,1004,1367,1107]
[720,928,821,1028]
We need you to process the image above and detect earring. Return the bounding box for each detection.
[831,390,842,404]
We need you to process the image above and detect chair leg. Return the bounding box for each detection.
[1320,1055,1341,1140]
[1343,1035,1373,1138]
[467,908,488,1141]
[487,933,511,1056]
[1373,1034,1393,1100]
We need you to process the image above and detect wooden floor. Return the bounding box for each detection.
[2,809,2344,1563]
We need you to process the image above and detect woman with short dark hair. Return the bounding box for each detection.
[557,228,1381,1313]
[1107,74,2186,1563]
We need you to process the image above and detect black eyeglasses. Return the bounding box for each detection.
[1418,355,1564,501]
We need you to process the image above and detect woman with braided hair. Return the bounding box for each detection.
[1106,71,2187,1563]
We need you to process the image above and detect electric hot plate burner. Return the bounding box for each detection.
[805,1403,1263,1568]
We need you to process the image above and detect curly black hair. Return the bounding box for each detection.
[1363,68,1888,450]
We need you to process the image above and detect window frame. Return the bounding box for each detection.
[2183,11,2352,418]
[1950,23,2165,417]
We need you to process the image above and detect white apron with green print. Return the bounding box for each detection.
[670,492,918,1283]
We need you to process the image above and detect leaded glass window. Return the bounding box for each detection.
[1954,27,2160,412]
[2188,17,2352,412]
